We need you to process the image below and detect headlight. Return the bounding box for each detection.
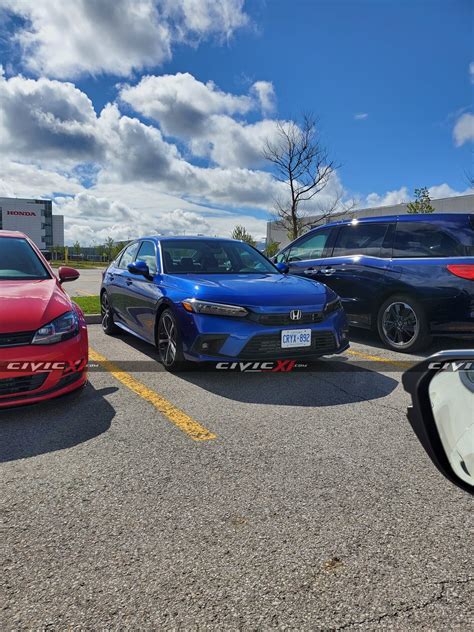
[32,311,79,345]
[324,297,343,315]
[182,299,248,317]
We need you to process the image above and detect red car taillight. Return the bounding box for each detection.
[447,264,474,280]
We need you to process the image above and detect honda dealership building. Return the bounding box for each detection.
[0,197,64,250]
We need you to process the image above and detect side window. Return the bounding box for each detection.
[136,240,158,275]
[117,242,140,270]
[393,223,464,258]
[286,230,332,262]
[333,223,389,257]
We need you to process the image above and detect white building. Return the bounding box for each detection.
[0,197,64,250]
[266,193,474,247]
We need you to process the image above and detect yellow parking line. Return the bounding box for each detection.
[89,347,216,442]
[73,289,94,296]
[347,348,413,369]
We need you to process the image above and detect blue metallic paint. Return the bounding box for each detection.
[101,237,349,362]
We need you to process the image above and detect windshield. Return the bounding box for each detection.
[0,237,50,280]
[161,240,278,275]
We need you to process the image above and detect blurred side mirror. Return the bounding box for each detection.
[403,351,474,495]
[58,266,80,283]
[275,262,289,274]
[127,260,150,277]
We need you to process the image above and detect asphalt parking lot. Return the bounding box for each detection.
[1,326,472,630]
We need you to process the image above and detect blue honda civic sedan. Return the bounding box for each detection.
[100,237,349,371]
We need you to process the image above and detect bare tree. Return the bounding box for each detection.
[263,113,343,240]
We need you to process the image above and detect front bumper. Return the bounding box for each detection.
[177,307,349,362]
[0,325,88,409]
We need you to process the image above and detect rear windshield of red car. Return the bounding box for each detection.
[0,237,51,280]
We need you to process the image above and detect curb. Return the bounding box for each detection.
[85,314,102,325]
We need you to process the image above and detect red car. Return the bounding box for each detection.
[0,231,88,408]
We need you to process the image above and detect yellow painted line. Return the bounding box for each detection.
[73,289,95,297]
[347,348,412,369]
[89,347,216,442]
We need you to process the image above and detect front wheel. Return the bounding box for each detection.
[101,292,121,335]
[377,295,432,353]
[157,309,190,372]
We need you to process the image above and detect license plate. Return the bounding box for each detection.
[281,329,312,348]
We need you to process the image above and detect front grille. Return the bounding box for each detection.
[248,311,323,326]
[0,373,48,397]
[240,331,337,358]
[0,331,34,348]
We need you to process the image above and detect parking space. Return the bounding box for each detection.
[2,326,472,630]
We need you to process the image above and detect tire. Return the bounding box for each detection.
[377,294,432,353]
[101,291,121,336]
[157,309,190,372]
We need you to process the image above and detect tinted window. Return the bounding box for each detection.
[333,223,389,257]
[393,222,466,257]
[117,242,140,269]
[285,229,332,262]
[161,240,277,274]
[136,240,158,274]
[0,237,50,280]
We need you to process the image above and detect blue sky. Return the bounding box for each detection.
[0,0,472,244]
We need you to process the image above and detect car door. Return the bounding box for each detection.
[108,241,140,324]
[317,222,394,327]
[277,227,337,280]
[121,240,163,343]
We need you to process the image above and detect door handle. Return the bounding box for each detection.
[320,267,335,276]
[126,279,133,286]
[303,267,316,275]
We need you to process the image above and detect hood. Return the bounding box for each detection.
[0,279,72,333]
[167,273,329,309]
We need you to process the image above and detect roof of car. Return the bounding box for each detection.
[141,235,240,243]
[0,230,28,238]
[315,212,472,230]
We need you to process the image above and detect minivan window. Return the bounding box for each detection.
[333,223,389,257]
[117,242,140,269]
[136,240,158,274]
[393,222,466,257]
[285,229,332,262]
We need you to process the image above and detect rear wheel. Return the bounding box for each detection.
[377,295,431,353]
[101,292,121,335]
[157,309,189,372]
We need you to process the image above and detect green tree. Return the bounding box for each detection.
[73,240,81,255]
[407,187,435,214]
[265,240,281,258]
[231,225,257,247]
[103,237,116,261]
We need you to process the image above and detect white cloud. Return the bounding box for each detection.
[251,81,276,115]
[121,73,281,167]
[0,159,83,198]
[2,0,249,79]
[0,71,101,163]
[453,112,474,146]
[354,113,368,120]
[120,72,254,137]
[364,187,410,208]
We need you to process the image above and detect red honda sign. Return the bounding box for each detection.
[6,211,37,216]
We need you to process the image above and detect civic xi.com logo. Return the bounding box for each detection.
[215,360,307,372]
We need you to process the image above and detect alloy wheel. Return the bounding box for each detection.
[101,293,111,331]
[382,301,419,347]
[158,313,177,366]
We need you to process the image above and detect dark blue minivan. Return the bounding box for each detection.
[275,213,474,351]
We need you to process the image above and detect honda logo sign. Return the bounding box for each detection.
[289,309,302,321]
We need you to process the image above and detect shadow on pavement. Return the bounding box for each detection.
[0,383,117,463]
[175,361,399,407]
[348,328,471,356]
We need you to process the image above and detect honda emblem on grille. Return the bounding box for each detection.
[289,309,302,321]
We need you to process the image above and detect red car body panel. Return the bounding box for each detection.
[0,231,88,408]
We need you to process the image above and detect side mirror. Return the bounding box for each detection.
[403,351,474,495]
[58,266,80,283]
[275,262,289,274]
[127,260,150,277]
